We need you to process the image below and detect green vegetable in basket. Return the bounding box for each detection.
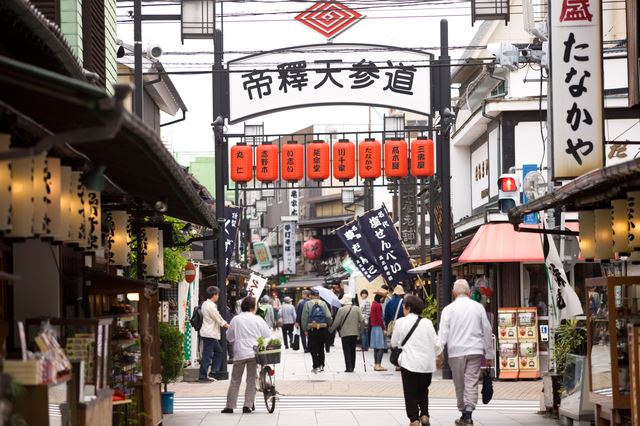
[257,336,266,352]
[266,338,281,350]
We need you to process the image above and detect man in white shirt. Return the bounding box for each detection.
[199,286,229,382]
[438,279,494,426]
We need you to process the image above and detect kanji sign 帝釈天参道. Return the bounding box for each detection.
[228,44,432,124]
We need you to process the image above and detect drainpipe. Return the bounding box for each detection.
[160,109,187,127]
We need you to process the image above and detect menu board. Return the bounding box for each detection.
[498,307,541,379]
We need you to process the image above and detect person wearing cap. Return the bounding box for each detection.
[280,296,296,349]
[258,295,276,330]
[371,288,388,371]
[301,289,333,373]
[385,285,406,332]
[295,290,311,353]
[329,295,365,372]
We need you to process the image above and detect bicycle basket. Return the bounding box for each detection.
[255,349,281,365]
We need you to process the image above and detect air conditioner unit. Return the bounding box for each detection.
[522,0,548,41]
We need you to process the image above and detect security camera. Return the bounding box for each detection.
[443,108,456,119]
[146,44,163,60]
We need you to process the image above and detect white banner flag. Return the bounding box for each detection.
[246,273,268,300]
[544,233,584,321]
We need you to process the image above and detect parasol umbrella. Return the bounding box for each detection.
[313,286,342,309]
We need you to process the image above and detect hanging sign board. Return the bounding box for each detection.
[550,0,604,179]
[282,222,296,275]
[246,273,268,300]
[228,44,432,124]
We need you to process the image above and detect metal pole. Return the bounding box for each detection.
[439,19,453,380]
[133,0,143,118]
[212,28,229,380]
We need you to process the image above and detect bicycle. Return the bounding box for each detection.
[255,348,281,413]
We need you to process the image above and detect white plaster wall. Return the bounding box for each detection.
[451,145,472,222]
[489,126,500,198]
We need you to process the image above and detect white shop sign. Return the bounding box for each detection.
[550,0,604,179]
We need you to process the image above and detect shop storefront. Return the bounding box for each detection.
[0,2,218,424]
[508,158,640,425]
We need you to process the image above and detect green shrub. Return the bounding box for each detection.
[159,323,184,392]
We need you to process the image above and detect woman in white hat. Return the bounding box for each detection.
[329,295,365,372]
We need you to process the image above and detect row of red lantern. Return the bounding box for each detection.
[230,138,435,184]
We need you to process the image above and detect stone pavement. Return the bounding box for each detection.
[163,398,558,426]
[169,336,543,401]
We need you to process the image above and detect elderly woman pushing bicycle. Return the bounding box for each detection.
[221,296,273,414]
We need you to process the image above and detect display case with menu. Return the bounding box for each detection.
[498,308,519,379]
[585,277,640,426]
[517,307,540,379]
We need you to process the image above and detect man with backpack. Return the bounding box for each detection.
[197,286,229,382]
[295,290,311,353]
[301,289,333,373]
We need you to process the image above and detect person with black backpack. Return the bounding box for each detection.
[301,289,333,373]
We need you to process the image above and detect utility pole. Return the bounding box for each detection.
[133,0,143,118]
[212,28,229,380]
[438,19,453,380]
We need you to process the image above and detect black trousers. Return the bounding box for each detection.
[341,336,357,371]
[308,328,328,369]
[300,329,308,352]
[401,368,432,422]
[282,324,294,348]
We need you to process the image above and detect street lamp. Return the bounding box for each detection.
[256,199,268,214]
[181,0,215,40]
[342,188,355,205]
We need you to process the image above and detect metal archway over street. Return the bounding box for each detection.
[227,43,433,124]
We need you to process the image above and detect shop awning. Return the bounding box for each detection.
[277,277,325,289]
[459,222,578,263]
[409,259,458,274]
[298,215,354,229]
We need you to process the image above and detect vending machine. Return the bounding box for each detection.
[498,308,519,379]
[517,307,541,379]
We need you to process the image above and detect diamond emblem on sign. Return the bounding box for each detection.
[295,1,364,40]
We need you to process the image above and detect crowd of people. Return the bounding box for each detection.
[196,278,494,426]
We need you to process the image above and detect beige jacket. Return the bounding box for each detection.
[200,299,227,339]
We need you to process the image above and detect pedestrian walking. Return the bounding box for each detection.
[301,289,333,373]
[221,297,273,414]
[198,286,229,382]
[438,279,494,426]
[359,289,371,351]
[258,295,276,330]
[385,285,406,332]
[370,289,388,371]
[329,295,365,372]
[280,296,297,349]
[391,295,442,426]
[295,290,311,353]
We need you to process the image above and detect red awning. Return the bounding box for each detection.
[459,222,578,263]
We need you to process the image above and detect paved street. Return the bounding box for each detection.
[162,336,553,425]
[163,397,557,425]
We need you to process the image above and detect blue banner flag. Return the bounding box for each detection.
[224,207,242,275]
[335,219,381,282]
[358,206,412,286]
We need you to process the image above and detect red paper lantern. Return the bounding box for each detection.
[256,143,278,183]
[411,138,435,178]
[184,261,196,283]
[281,141,304,182]
[384,139,408,179]
[303,237,323,260]
[358,139,382,180]
[306,140,330,182]
[333,139,356,182]
[230,143,253,183]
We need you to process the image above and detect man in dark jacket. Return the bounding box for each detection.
[295,290,310,353]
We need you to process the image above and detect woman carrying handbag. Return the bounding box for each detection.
[390,295,442,426]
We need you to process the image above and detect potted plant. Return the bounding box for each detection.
[550,320,586,412]
[159,323,184,415]
[420,294,438,328]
